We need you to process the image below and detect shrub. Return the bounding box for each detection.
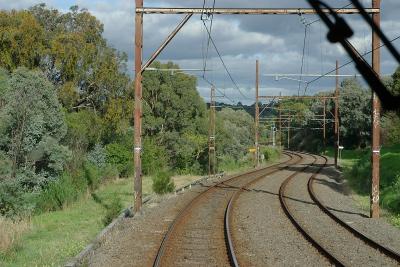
[263,147,281,161]
[102,196,122,226]
[105,143,133,178]
[83,163,101,190]
[0,179,36,218]
[142,138,168,175]
[87,144,107,169]
[152,170,175,195]
[35,173,84,212]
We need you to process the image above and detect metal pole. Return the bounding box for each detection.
[334,60,339,168]
[371,0,381,219]
[279,92,282,148]
[141,14,192,73]
[134,0,143,213]
[255,60,260,167]
[323,99,326,150]
[288,112,290,149]
[137,7,379,15]
[209,86,216,177]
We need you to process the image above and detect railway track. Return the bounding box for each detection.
[277,153,399,266]
[152,152,299,267]
[224,151,304,266]
[227,152,400,266]
[153,151,400,267]
[307,154,400,262]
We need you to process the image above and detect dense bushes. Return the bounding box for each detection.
[349,145,400,214]
[263,147,281,161]
[105,143,133,178]
[152,170,175,195]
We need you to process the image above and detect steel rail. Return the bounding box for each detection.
[152,152,295,267]
[308,155,400,262]
[225,152,304,267]
[279,153,345,266]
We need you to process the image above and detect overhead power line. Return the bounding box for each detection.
[307,34,400,85]
[201,20,253,101]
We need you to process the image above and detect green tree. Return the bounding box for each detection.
[339,78,371,148]
[0,68,70,179]
[0,11,45,71]
[216,108,254,162]
[142,62,208,172]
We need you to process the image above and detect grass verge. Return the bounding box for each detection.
[0,173,203,266]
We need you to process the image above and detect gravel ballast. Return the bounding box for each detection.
[77,152,400,266]
[232,153,330,266]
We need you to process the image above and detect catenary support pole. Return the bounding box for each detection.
[334,60,340,168]
[323,99,326,150]
[134,0,143,213]
[288,112,290,149]
[209,86,216,177]
[371,0,381,219]
[255,60,260,167]
[279,92,282,148]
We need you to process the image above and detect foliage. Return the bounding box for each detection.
[142,62,208,173]
[102,196,122,226]
[382,112,400,146]
[348,145,400,214]
[35,173,84,213]
[0,11,45,71]
[339,78,371,148]
[0,178,36,218]
[0,68,70,182]
[263,147,281,161]
[86,144,107,169]
[216,108,254,162]
[142,138,168,176]
[105,143,133,178]
[152,170,175,195]
[64,110,103,152]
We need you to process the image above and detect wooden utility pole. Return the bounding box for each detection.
[279,92,282,148]
[334,60,340,168]
[209,86,216,177]
[134,0,143,213]
[323,99,326,150]
[371,0,381,219]
[287,112,291,149]
[255,60,260,167]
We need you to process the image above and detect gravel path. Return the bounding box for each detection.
[284,154,398,266]
[232,153,330,266]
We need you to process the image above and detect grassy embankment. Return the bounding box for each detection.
[0,174,198,266]
[0,148,282,266]
[324,145,400,228]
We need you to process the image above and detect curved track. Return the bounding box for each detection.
[152,152,298,267]
[224,152,304,267]
[228,152,400,266]
[153,151,400,267]
[308,155,400,262]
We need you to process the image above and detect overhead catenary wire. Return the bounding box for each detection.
[201,0,216,77]
[307,34,400,86]
[199,74,237,104]
[201,19,253,101]
[301,2,354,96]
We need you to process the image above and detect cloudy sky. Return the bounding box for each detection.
[1,0,399,104]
